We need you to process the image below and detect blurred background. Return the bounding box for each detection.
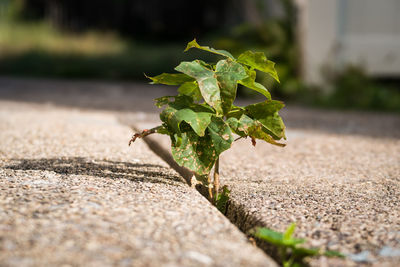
[0,0,399,112]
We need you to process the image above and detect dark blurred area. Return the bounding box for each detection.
[10,0,229,41]
[0,0,399,112]
[0,0,253,80]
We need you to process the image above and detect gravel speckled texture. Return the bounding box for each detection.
[117,85,400,266]
[0,101,276,267]
[221,116,400,266]
[2,77,400,266]
[126,104,400,266]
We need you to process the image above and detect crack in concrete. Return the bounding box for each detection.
[127,124,282,263]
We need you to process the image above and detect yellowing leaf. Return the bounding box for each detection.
[171,131,217,176]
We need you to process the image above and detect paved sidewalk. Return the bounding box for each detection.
[0,101,275,266]
[1,77,399,266]
[129,106,400,266]
[221,124,400,266]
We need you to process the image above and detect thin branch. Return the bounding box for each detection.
[251,137,257,146]
[234,136,244,142]
[208,173,213,201]
[129,126,161,146]
[213,157,220,202]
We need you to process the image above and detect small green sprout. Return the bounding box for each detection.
[253,223,345,267]
[214,185,230,214]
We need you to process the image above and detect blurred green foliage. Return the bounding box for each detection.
[0,0,218,80]
[212,0,300,100]
[1,0,398,112]
[316,66,400,112]
[0,18,215,80]
[210,0,400,112]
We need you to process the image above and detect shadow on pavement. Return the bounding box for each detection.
[5,157,185,186]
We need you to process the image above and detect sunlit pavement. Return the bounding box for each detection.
[1,76,399,266]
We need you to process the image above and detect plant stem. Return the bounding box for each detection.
[279,246,287,266]
[234,136,244,142]
[207,173,213,201]
[213,157,220,200]
[129,126,161,146]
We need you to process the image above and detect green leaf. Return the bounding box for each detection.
[227,115,251,137]
[245,100,286,140]
[146,73,194,85]
[178,81,202,101]
[245,100,284,118]
[171,131,217,176]
[237,50,280,82]
[160,106,181,134]
[176,109,213,136]
[252,223,345,266]
[226,117,241,134]
[228,115,286,147]
[156,125,171,135]
[207,116,234,155]
[168,95,215,113]
[173,133,182,147]
[168,95,197,109]
[239,67,271,99]
[155,96,174,108]
[255,227,285,246]
[196,59,214,70]
[284,223,296,241]
[175,60,223,114]
[215,186,230,214]
[226,106,246,120]
[292,247,321,258]
[215,59,248,115]
[255,227,304,247]
[160,106,213,137]
[242,115,285,147]
[184,39,235,59]
[324,250,345,258]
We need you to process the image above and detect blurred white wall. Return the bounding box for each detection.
[297,0,400,85]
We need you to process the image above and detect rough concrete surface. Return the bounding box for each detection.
[1,77,400,266]
[122,96,400,266]
[220,112,400,266]
[124,107,400,266]
[0,100,276,266]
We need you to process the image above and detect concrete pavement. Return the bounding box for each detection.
[1,77,399,266]
[0,100,276,266]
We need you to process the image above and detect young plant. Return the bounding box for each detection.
[129,39,286,200]
[253,223,344,267]
[215,185,230,214]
